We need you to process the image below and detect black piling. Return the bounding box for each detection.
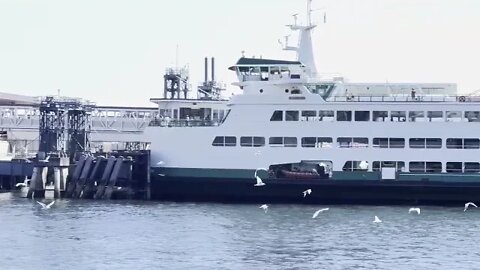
[64,155,87,198]
[80,156,107,199]
[93,156,116,199]
[72,156,94,198]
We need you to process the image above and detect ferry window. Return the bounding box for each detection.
[301,111,317,121]
[372,111,388,122]
[319,110,335,121]
[270,67,280,75]
[280,67,290,77]
[343,161,368,171]
[447,138,480,149]
[409,162,425,172]
[249,67,260,76]
[426,138,442,149]
[373,161,405,172]
[240,137,253,147]
[391,111,406,122]
[253,137,265,147]
[270,110,283,121]
[337,111,352,121]
[260,67,269,81]
[284,137,297,147]
[373,138,389,148]
[465,162,480,173]
[465,111,480,122]
[318,137,333,148]
[212,136,224,146]
[224,136,236,147]
[426,162,442,173]
[389,138,405,148]
[353,138,369,148]
[212,136,236,147]
[427,111,443,122]
[285,111,299,121]
[446,162,462,173]
[301,137,316,148]
[408,111,425,122]
[464,138,480,149]
[355,111,370,122]
[269,137,283,147]
[337,137,352,148]
[446,111,462,122]
[409,138,425,148]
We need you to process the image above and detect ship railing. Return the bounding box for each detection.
[148,119,220,128]
[326,95,480,103]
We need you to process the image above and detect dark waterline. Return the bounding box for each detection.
[0,192,478,270]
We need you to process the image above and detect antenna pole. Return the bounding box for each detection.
[307,0,312,26]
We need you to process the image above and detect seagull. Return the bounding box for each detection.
[312,208,329,218]
[254,168,268,187]
[409,208,421,215]
[373,216,382,223]
[464,202,478,212]
[15,182,27,188]
[303,189,312,197]
[259,204,268,213]
[36,201,55,209]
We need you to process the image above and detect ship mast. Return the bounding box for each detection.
[281,0,319,76]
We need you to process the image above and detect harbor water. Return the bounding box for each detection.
[0,192,479,269]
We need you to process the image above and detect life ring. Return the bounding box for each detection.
[459,96,466,102]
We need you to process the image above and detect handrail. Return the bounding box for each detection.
[326,95,480,103]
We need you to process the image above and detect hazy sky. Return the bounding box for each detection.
[0,0,479,106]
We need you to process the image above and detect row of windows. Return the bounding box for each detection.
[343,161,480,173]
[212,136,480,149]
[270,110,480,122]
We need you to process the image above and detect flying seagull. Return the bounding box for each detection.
[303,189,312,197]
[259,204,268,213]
[409,208,421,215]
[36,201,55,209]
[373,216,382,223]
[464,202,478,212]
[15,182,27,188]
[312,208,329,218]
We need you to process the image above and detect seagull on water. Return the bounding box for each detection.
[464,202,478,212]
[409,208,421,215]
[36,201,55,209]
[312,208,329,218]
[303,189,312,197]
[254,168,268,187]
[373,216,382,223]
[259,204,268,213]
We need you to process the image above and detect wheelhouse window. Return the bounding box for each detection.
[446,138,480,149]
[355,111,370,121]
[427,111,443,122]
[212,136,237,147]
[270,110,283,121]
[391,111,406,122]
[337,111,352,121]
[446,111,462,122]
[301,137,333,148]
[301,111,317,121]
[465,162,480,173]
[408,111,425,122]
[465,111,480,122]
[446,162,462,173]
[285,111,299,121]
[372,111,388,122]
[240,136,265,147]
[319,110,335,121]
[269,137,297,147]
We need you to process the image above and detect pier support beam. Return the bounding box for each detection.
[27,162,48,199]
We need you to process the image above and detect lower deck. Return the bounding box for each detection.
[151,167,480,205]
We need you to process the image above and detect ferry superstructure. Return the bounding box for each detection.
[143,1,480,204]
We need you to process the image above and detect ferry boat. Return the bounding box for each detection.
[143,1,480,205]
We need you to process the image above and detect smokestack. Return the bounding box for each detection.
[211,57,215,82]
[204,57,208,83]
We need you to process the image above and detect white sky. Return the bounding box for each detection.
[0,0,479,106]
